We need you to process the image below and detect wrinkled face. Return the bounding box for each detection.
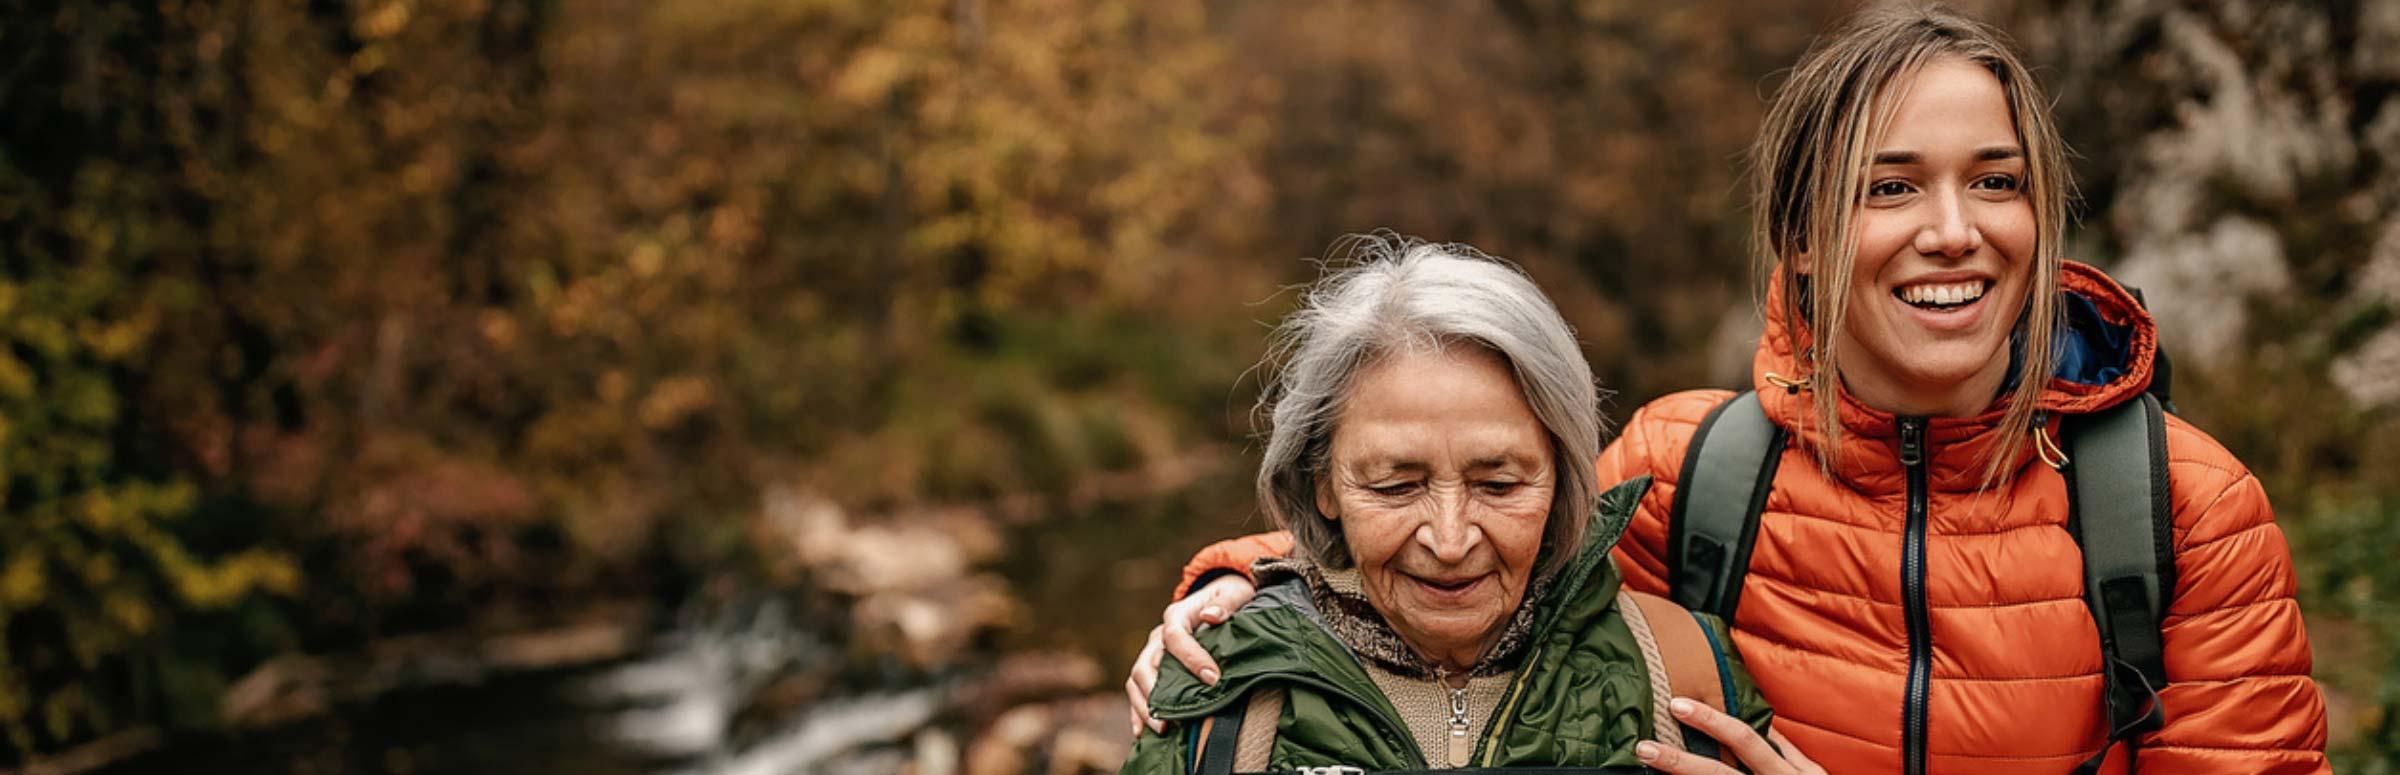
[1813,56,2037,416]
[1317,345,1553,671]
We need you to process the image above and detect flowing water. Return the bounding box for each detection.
[98,469,1254,775]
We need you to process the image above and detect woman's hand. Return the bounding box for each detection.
[1638,697,1827,775]
[1123,574,1259,736]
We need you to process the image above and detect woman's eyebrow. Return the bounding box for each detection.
[1871,147,2023,165]
[1465,454,1538,471]
[1353,459,1428,477]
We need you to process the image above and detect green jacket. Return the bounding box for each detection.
[1122,477,1773,772]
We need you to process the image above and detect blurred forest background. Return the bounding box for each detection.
[3,0,2397,773]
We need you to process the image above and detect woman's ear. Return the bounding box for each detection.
[1790,251,1815,276]
[1316,481,1340,522]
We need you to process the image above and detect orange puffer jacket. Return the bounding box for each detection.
[1177,263,2329,774]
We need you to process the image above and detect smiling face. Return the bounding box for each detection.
[1810,56,2037,417]
[1316,345,1554,672]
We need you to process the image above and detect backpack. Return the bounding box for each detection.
[1663,388,2175,775]
[1186,590,1741,774]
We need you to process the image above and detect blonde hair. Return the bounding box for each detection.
[1750,3,2070,482]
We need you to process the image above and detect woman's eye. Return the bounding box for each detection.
[1368,482,1420,497]
[1477,480,1522,496]
[1868,180,1912,198]
[1973,174,2021,192]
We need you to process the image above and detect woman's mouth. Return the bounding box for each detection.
[1409,574,1490,600]
[1895,279,1990,311]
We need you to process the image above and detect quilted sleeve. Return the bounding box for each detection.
[1599,391,1729,597]
[2138,422,2329,774]
[1174,531,1294,600]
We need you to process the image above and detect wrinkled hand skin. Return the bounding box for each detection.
[1123,574,1255,736]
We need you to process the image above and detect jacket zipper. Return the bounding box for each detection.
[1441,670,1471,767]
[1899,417,1932,775]
[1474,643,1539,766]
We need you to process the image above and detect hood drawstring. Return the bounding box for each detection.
[2032,410,2069,469]
[1763,371,1809,394]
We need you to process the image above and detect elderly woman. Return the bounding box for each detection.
[1119,237,1777,774]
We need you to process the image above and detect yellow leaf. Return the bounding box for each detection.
[638,376,716,429]
[0,355,31,400]
[77,315,154,360]
[83,554,116,586]
[103,592,151,635]
[0,552,41,608]
[75,493,118,534]
[359,1,412,40]
[832,47,909,106]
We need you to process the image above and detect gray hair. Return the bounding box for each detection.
[1255,234,1606,578]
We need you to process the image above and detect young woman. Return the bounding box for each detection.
[1124,6,2329,774]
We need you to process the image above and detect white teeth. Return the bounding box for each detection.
[1899,281,1986,306]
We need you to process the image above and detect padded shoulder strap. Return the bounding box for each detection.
[1622,590,1735,765]
[1667,391,1786,619]
[2063,393,2175,773]
[1195,699,1247,775]
[1193,687,1285,774]
[1233,687,1284,771]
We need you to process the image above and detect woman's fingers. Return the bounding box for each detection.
[1125,575,1257,739]
[1124,625,1168,736]
[1636,741,1740,775]
[1189,574,1258,622]
[1667,697,1810,775]
[1132,625,1163,698]
[1767,725,1824,774]
[1160,576,1253,682]
[1158,606,1222,686]
[1125,687,1146,738]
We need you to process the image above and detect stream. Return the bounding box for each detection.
[94,468,1249,775]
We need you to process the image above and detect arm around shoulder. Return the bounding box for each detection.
[1600,390,1735,595]
[1176,532,1295,600]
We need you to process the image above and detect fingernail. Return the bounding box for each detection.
[1202,606,1223,620]
[1636,742,1660,762]
[1670,697,1696,716]
[1200,668,1219,685]
[1149,720,1166,734]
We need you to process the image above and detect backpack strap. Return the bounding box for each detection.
[1621,590,1738,765]
[1194,698,1248,775]
[1233,687,1284,770]
[2062,393,2176,774]
[1190,686,1286,774]
[1667,391,1787,619]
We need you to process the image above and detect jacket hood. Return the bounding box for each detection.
[1750,260,2160,492]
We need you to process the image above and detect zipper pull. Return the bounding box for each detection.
[1898,418,1924,467]
[1447,683,1471,766]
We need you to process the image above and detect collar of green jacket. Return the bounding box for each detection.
[1146,475,1650,725]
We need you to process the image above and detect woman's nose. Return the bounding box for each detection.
[1914,191,1984,257]
[1415,496,1484,564]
